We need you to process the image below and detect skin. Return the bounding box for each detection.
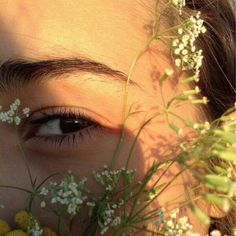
[0,0,210,235]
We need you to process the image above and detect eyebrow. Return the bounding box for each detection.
[0,58,137,93]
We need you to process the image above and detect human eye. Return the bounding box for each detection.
[20,107,104,152]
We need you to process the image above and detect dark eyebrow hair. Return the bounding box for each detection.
[0,58,137,92]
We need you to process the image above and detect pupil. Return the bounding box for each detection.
[60,118,90,134]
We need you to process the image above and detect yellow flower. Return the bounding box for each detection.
[14,211,31,231]
[0,219,11,235]
[5,230,28,236]
[42,227,57,236]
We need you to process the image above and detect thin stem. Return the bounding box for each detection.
[36,172,60,191]
[127,163,159,220]
[57,215,61,236]
[15,125,34,188]
[0,185,32,194]
[130,225,164,235]
[110,123,126,169]
[110,34,157,169]
[130,166,188,220]
[125,112,162,169]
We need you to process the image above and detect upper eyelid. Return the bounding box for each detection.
[19,106,116,131]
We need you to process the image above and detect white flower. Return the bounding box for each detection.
[22,107,30,117]
[0,98,31,125]
[170,208,179,219]
[46,174,88,217]
[27,217,43,236]
[111,216,121,227]
[163,210,199,236]
[14,116,21,126]
[171,12,206,77]
[171,0,186,14]
[210,230,221,236]
[40,201,46,208]
[87,201,96,207]
[39,187,48,196]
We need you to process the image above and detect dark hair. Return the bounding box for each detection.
[184,0,236,234]
[186,0,236,121]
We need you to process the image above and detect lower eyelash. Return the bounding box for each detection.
[26,125,101,149]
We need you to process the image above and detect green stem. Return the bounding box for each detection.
[57,215,61,236]
[125,112,162,169]
[130,166,188,220]
[110,34,157,169]
[15,125,34,188]
[0,185,31,194]
[36,172,60,191]
[127,163,159,220]
[130,225,164,235]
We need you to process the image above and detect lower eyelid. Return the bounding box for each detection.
[21,126,104,155]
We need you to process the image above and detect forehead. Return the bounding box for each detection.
[0,0,155,73]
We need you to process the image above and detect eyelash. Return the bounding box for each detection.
[21,107,103,149]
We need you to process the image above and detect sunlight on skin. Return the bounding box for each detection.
[0,0,208,234]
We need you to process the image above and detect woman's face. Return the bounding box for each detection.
[0,0,207,234]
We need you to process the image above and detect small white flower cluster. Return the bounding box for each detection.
[153,208,165,227]
[193,121,210,134]
[209,230,222,236]
[93,166,136,192]
[97,202,122,235]
[39,174,88,217]
[0,98,30,125]
[27,217,43,236]
[170,0,186,14]
[163,208,200,236]
[172,12,207,77]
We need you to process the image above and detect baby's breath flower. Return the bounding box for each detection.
[40,201,46,208]
[0,99,30,125]
[170,0,186,14]
[27,217,43,236]
[210,230,221,236]
[170,208,179,219]
[41,174,88,217]
[154,208,200,235]
[111,216,121,227]
[39,187,48,196]
[93,167,131,192]
[14,116,21,126]
[164,215,198,236]
[171,12,206,77]
[87,201,96,207]
[88,194,126,234]
[153,208,165,227]
[22,107,30,117]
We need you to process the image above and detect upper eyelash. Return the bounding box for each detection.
[30,107,98,124]
[21,107,102,148]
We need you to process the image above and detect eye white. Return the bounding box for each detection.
[36,118,63,135]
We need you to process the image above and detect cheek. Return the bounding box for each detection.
[17,129,145,180]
